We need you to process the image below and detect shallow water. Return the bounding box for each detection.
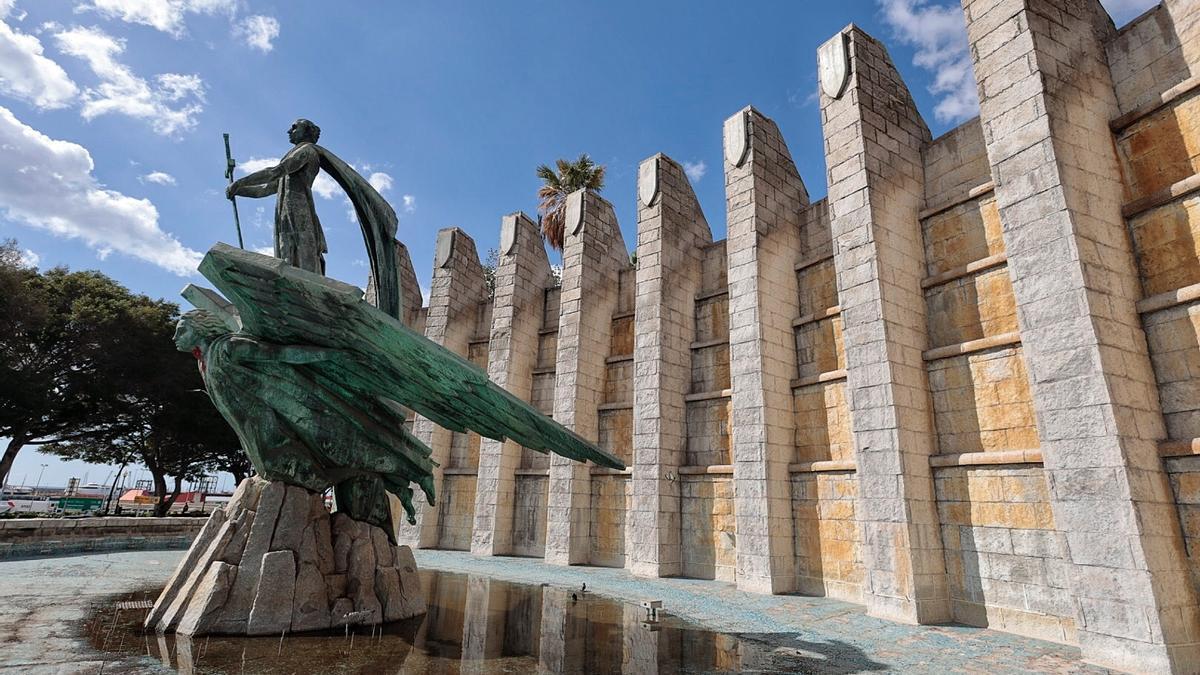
[85,568,805,674]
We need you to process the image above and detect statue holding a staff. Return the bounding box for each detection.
[224,118,402,319]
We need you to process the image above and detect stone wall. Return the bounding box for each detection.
[1106,4,1200,656]
[392,1,1200,670]
[0,517,205,559]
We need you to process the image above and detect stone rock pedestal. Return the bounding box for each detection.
[145,477,425,636]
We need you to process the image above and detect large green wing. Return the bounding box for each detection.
[196,243,624,470]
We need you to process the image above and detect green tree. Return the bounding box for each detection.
[0,240,137,487]
[536,154,606,252]
[481,247,499,297]
[42,293,242,516]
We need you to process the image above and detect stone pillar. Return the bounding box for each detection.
[723,106,808,594]
[546,191,629,565]
[819,26,948,623]
[629,154,713,578]
[365,238,426,330]
[398,228,488,548]
[964,0,1200,669]
[471,212,552,556]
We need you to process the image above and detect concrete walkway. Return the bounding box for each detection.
[0,549,1109,674]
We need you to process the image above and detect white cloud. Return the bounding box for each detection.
[251,244,273,255]
[233,14,278,52]
[54,25,205,136]
[683,160,706,182]
[401,194,415,213]
[238,156,339,200]
[0,105,201,275]
[877,0,978,125]
[0,14,79,108]
[878,0,1157,125]
[367,171,392,193]
[140,170,175,185]
[19,248,39,267]
[77,0,236,38]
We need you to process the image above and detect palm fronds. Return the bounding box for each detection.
[536,154,606,251]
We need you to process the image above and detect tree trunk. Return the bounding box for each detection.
[0,433,28,490]
[103,461,128,516]
[230,467,246,486]
[151,469,170,517]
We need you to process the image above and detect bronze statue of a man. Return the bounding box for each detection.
[226,118,328,274]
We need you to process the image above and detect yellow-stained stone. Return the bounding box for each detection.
[589,474,630,568]
[922,196,1005,276]
[1129,196,1200,297]
[1117,90,1200,201]
[437,475,477,551]
[792,380,853,463]
[797,258,839,316]
[925,266,1019,349]
[794,316,846,379]
[928,347,1039,455]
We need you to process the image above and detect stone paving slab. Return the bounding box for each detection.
[0,549,1111,674]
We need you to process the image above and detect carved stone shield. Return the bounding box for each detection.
[638,156,659,206]
[500,214,518,255]
[723,110,748,168]
[566,191,584,236]
[818,32,849,100]
[435,228,454,268]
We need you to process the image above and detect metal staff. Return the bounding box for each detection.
[223,133,245,249]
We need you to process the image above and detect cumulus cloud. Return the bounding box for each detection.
[234,14,278,52]
[19,248,40,268]
[878,0,1156,125]
[367,171,392,193]
[237,156,339,200]
[683,160,706,182]
[0,12,79,108]
[0,106,201,275]
[76,0,237,38]
[877,0,978,125]
[401,194,415,213]
[54,25,205,136]
[140,170,175,185]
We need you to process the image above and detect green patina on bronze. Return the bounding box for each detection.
[174,244,624,540]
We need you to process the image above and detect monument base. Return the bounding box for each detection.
[145,477,425,636]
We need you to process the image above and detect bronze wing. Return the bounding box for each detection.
[195,243,625,472]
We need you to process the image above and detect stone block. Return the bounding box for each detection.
[146,478,426,637]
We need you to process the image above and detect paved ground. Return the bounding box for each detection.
[0,549,1109,674]
[416,550,1107,674]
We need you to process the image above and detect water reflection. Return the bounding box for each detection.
[89,569,873,674]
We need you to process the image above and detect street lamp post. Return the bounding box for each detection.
[34,464,48,498]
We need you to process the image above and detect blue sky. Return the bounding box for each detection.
[1,0,1156,489]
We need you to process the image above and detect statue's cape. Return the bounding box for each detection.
[314,144,400,319]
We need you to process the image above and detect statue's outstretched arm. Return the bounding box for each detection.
[228,146,314,198]
[231,178,278,198]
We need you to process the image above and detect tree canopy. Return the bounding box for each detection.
[0,239,247,514]
[536,154,606,252]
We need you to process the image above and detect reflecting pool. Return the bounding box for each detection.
[85,568,807,673]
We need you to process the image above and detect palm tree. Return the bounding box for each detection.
[536,154,606,251]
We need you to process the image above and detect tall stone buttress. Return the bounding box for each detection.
[820,26,950,624]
